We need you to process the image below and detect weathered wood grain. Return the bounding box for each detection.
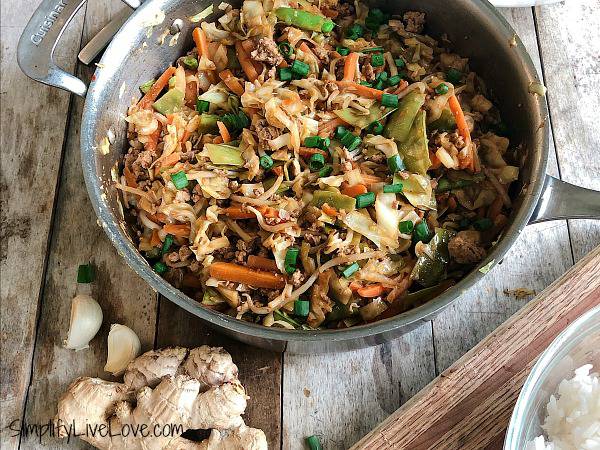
[352,246,600,449]
[534,0,600,262]
[282,323,436,450]
[16,2,159,449]
[0,2,86,448]
[431,7,574,374]
[155,298,283,449]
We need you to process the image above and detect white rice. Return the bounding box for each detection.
[526,364,600,450]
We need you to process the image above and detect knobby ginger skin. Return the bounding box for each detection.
[55,346,268,450]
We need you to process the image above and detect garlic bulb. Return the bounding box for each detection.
[64,294,103,351]
[104,324,141,375]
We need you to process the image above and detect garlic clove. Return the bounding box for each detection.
[64,294,103,351]
[104,324,141,376]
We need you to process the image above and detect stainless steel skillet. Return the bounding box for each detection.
[18,0,600,353]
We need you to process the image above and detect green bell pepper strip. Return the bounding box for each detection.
[152,88,185,115]
[310,190,356,212]
[410,228,456,288]
[427,108,457,132]
[383,91,426,143]
[205,143,244,166]
[274,7,334,33]
[398,110,431,175]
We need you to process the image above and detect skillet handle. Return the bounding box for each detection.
[529,176,600,224]
[17,0,140,97]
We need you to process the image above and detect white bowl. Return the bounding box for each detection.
[504,305,600,449]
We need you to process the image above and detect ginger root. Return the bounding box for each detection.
[55,346,267,450]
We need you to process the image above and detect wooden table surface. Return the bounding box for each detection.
[1,1,599,449]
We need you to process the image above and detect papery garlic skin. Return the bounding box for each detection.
[64,294,103,351]
[104,324,141,375]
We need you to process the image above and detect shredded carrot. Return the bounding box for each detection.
[392,80,410,94]
[123,167,137,188]
[349,281,363,292]
[448,94,475,171]
[322,203,338,217]
[138,66,176,109]
[299,42,320,69]
[222,205,255,219]
[144,125,161,153]
[217,121,231,143]
[163,223,190,237]
[209,262,286,289]
[236,41,259,82]
[240,39,254,53]
[247,255,279,272]
[361,173,383,186]
[319,117,347,133]
[150,229,161,247]
[257,205,280,219]
[298,147,327,158]
[223,205,279,219]
[192,27,210,57]
[213,136,224,144]
[157,152,180,169]
[341,184,368,198]
[343,52,360,81]
[272,166,283,176]
[357,283,386,298]
[336,81,385,100]
[219,69,244,96]
[429,150,442,170]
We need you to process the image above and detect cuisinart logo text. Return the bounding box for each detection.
[30,0,68,45]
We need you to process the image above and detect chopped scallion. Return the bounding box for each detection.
[340,132,361,151]
[260,154,274,170]
[335,125,348,140]
[290,60,310,78]
[414,221,430,242]
[435,83,449,95]
[381,93,399,107]
[153,261,167,274]
[355,191,375,208]
[395,58,405,68]
[278,42,294,58]
[399,220,414,234]
[367,121,384,134]
[306,436,323,450]
[341,262,360,278]
[371,53,385,67]
[182,56,198,70]
[294,300,310,317]
[388,75,401,86]
[318,165,333,177]
[162,234,174,254]
[383,183,403,193]
[196,99,210,113]
[336,46,350,56]
[279,67,293,81]
[446,68,462,84]
[309,153,325,171]
[139,79,155,94]
[387,154,405,173]
[170,171,189,189]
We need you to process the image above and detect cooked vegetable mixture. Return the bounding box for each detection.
[119,0,518,330]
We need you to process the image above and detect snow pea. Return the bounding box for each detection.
[274,7,334,33]
[427,108,456,132]
[398,109,431,175]
[383,91,426,144]
[410,228,456,288]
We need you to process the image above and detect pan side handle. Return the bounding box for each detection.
[529,176,600,224]
[16,0,140,97]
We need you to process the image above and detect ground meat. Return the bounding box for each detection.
[166,251,180,263]
[334,59,346,81]
[362,62,376,82]
[403,11,426,34]
[192,184,204,203]
[290,270,306,287]
[311,45,330,64]
[303,233,323,246]
[251,37,284,66]
[254,119,282,144]
[448,231,487,264]
[179,246,193,261]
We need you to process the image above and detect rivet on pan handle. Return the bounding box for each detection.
[17,0,140,96]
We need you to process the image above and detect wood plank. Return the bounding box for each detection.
[0,2,86,448]
[17,2,159,449]
[431,7,574,374]
[534,0,600,262]
[155,298,283,449]
[352,245,600,449]
[282,323,436,450]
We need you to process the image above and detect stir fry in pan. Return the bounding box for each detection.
[118,0,518,329]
